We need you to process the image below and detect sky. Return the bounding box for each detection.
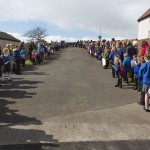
[0,0,149,42]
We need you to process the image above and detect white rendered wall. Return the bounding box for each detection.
[138,17,150,40]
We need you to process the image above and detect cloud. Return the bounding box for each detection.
[8,32,98,42]
[45,35,78,42]
[8,32,30,42]
[1,0,150,39]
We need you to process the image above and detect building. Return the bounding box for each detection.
[0,31,21,49]
[138,8,150,40]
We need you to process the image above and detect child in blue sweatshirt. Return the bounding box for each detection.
[122,53,131,85]
[20,48,27,67]
[113,56,125,88]
[133,56,141,91]
[137,56,146,106]
[131,55,137,82]
[109,47,119,78]
[139,47,150,112]
[1,48,12,82]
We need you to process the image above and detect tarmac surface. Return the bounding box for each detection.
[0,47,150,149]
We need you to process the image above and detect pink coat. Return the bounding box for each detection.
[141,45,149,56]
[31,53,36,59]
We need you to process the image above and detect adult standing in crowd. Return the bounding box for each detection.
[29,42,34,62]
[19,42,24,50]
[133,39,138,55]
[122,41,128,54]
[126,41,137,59]
[13,45,21,74]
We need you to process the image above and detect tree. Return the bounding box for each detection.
[24,26,47,42]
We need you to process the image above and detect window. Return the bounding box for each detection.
[148,31,150,38]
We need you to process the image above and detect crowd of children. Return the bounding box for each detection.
[0,41,65,83]
[85,39,150,112]
[0,39,149,112]
[29,41,66,65]
[0,44,28,83]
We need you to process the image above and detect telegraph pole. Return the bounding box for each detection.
[98,25,102,42]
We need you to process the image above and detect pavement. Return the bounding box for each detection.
[0,47,150,149]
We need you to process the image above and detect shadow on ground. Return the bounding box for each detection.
[0,98,59,149]
[0,90,36,99]
[0,143,59,150]
[0,128,59,150]
[0,140,150,150]
[22,51,63,76]
[59,140,150,150]
[0,51,64,149]
[0,99,41,127]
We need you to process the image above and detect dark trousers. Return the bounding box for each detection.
[116,73,129,88]
[116,74,122,88]
[32,58,36,64]
[134,78,141,90]
[15,60,21,74]
[21,58,25,67]
[29,52,32,62]
[112,67,115,77]
[139,89,145,105]
[122,73,129,84]
[104,59,109,69]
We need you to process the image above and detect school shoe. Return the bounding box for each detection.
[1,81,5,83]
[115,85,119,87]
[143,107,149,112]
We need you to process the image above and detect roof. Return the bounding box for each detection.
[137,8,150,22]
[0,31,21,42]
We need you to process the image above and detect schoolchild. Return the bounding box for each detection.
[1,48,12,82]
[31,50,36,65]
[36,53,43,64]
[113,56,123,88]
[20,48,27,67]
[122,53,131,85]
[131,55,137,82]
[137,56,146,106]
[133,56,141,91]
[139,47,150,112]
[109,46,119,77]
[101,47,110,69]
